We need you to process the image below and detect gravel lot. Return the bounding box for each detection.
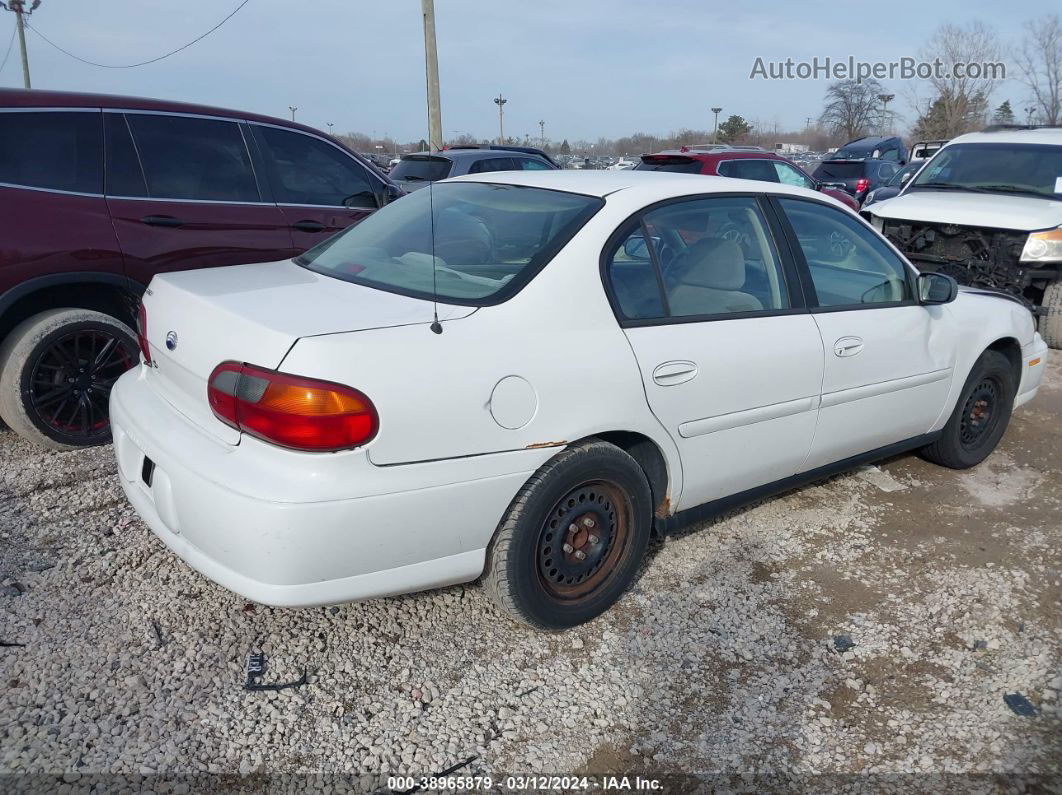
[1,361,1060,792]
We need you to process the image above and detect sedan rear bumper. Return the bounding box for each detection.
[110,368,547,607]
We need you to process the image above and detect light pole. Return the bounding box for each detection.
[711,107,722,144]
[1025,106,1037,126]
[539,119,545,149]
[878,93,895,134]
[420,0,443,151]
[288,106,297,121]
[326,122,334,135]
[3,0,37,89]
[494,94,507,145]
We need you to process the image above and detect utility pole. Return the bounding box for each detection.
[420,0,443,151]
[494,94,507,145]
[288,106,297,121]
[539,119,545,149]
[3,0,37,89]
[711,107,722,144]
[878,93,895,134]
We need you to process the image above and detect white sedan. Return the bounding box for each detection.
[111,171,1048,629]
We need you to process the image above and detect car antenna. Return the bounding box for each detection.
[428,173,442,335]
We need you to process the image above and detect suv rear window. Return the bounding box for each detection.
[813,162,865,179]
[297,182,603,304]
[0,111,103,194]
[635,156,703,174]
[390,156,452,182]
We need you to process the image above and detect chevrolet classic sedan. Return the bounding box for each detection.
[111,171,1048,629]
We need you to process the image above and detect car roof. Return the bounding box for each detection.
[447,169,840,204]
[406,149,548,162]
[841,136,898,147]
[944,128,1062,147]
[0,87,329,139]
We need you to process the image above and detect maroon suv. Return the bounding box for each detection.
[0,89,400,449]
[635,146,861,212]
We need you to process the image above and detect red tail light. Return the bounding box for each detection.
[855,178,870,193]
[207,362,378,452]
[136,301,152,365]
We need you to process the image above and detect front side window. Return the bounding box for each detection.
[254,126,377,208]
[605,196,789,320]
[779,198,911,307]
[909,142,1062,199]
[774,162,815,189]
[297,182,602,303]
[126,114,259,202]
[0,111,102,194]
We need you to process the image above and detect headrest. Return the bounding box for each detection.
[676,238,746,291]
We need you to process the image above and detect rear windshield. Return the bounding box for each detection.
[813,162,865,179]
[296,182,603,304]
[390,156,452,182]
[910,143,1062,199]
[635,156,703,174]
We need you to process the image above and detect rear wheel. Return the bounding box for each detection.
[483,439,652,630]
[1038,280,1062,350]
[0,309,138,450]
[919,349,1015,469]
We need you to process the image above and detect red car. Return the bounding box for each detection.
[0,88,402,449]
[635,147,861,212]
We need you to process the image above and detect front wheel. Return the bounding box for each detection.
[0,309,138,450]
[1039,280,1062,350]
[919,349,1016,469]
[483,440,653,630]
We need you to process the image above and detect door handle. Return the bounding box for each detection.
[292,219,327,233]
[139,215,184,228]
[652,361,698,386]
[833,336,864,357]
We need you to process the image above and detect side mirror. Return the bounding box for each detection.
[383,183,405,204]
[918,272,958,304]
[623,235,661,259]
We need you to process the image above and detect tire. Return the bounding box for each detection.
[919,349,1016,470]
[483,439,653,630]
[0,309,138,450]
[1039,280,1062,350]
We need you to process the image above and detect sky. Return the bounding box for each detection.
[0,0,1050,144]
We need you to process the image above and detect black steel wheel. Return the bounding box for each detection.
[920,349,1016,470]
[0,309,138,449]
[484,439,653,630]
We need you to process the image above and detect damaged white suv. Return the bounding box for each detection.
[865,128,1062,348]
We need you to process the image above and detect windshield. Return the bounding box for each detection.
[390,156,452,182]
[635,157,702,174]
[296,182,603,304]
[813,162,864,180]
[910,143,1062,199]
[888,161,921,187]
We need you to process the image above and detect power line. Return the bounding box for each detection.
[0,17,14,75]
[24,0,250,69]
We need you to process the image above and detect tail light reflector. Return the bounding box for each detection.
[855,178,870,193]
[207,362,378,452]
[136,301,152,365]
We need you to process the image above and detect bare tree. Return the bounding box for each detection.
[1016,14,1062,125]
[819,79,884,140]
[909,21,1000,137]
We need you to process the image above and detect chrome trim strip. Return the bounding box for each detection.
[0,107,100,113]
[0,181,102,198]
[105,194,274,206]
[678,395,819,438]
[277,202,374,210]
[820,368,952,409]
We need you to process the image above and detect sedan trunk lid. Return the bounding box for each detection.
[140,258,474,443]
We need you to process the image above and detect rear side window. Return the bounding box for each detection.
[104,113,147,197]
[126,114,259,202]
[517,157,553,170]
[635,156,702,174]
[813,161,864,180]
[468,157,516,174]
[0,111,102,194]
[390,156,451,182]
[254,125,378,208]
